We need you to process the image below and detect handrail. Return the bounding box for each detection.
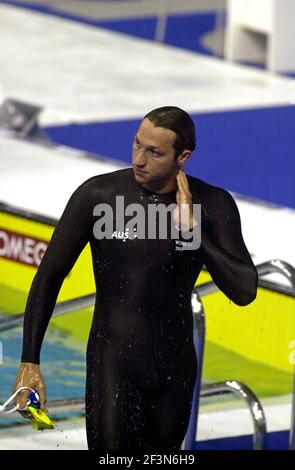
[0,293,96,333]
[200,381,267,450]
[197,259,295,298]
[1,260,293,335]
[184,289,205,451]
[257,279,295,298]
[198,277,295,298]
[46,397,85,415]
[185,259,295,451]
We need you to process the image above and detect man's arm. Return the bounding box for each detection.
[13,178,96,409]
[176,170,258,306]
[199,188,258,306]
[21,179,93,365]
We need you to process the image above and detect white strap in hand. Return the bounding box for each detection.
[0,386,34,414]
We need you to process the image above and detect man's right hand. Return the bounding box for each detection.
[13,362,46,410]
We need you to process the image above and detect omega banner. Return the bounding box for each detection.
[0,228,48,268]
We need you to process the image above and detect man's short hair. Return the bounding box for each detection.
[144,106,196,156]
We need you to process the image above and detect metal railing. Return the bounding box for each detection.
[45,397,85,415]
[200,381,266,450]
[0,293,96,333]
[184,259,295,450]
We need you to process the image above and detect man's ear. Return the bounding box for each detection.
[177,150,192,168]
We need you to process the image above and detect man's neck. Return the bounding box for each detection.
[142,174,177,194]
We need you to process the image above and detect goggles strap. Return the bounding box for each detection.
[0,386,34,414]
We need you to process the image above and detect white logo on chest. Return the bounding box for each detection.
[111,228,138,240]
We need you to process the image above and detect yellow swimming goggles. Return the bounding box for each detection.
[0,387,54,431]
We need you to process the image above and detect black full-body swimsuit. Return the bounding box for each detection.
[21,168,258,450]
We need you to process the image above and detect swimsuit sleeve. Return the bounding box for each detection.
[199,188,258,306]
[21,180,93,364]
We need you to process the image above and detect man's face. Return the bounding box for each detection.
[132,118,179,190]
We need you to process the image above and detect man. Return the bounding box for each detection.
[13,106,258,450]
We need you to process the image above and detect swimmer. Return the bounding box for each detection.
[13,106,258,450]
